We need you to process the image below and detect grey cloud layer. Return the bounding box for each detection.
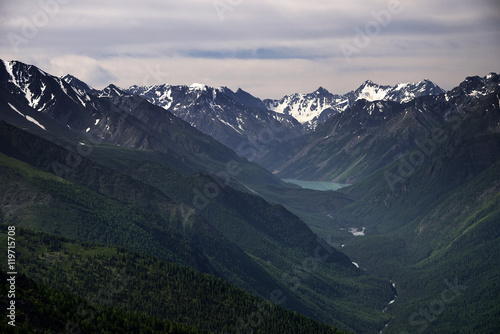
[1,0,498,97]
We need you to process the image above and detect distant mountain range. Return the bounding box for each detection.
[122,75,446,161]
[260,72,500,183]
[263,79,445,129]
[124,83,302,161]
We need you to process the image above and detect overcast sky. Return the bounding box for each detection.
[1,0,499,98]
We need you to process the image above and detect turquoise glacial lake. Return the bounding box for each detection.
[282,179,350,191]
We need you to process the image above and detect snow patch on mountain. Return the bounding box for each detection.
[264,88,348,127]
[8,102,46,130]
[219,117,243,134]
[356,81,389,101]
[25,115,46,130]
[444,73,500,101]
[190,83,208,91]
[3,60,47,111]
[3,60,17,86]
[8,102,24,117]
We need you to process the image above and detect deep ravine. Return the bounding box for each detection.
[380,280,398,333]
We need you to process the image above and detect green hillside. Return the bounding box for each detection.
[0,229,347,334]
[0,122,393,333]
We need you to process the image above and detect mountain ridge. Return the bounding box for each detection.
[259,72,500,183]
[263,78,446,129]
[124,82,303,160]
[0,59,291,191]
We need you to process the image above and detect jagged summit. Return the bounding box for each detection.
[62,74,96,95]
[264,78,446,128]
[314,86,330,94]
[354,80,392,102]
[446,72,500,99]
[124,82,302,158]
[97,84,130,98]
[189,82,208,91]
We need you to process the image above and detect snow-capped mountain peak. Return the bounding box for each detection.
[264,79,446,128]
[189,83,208,91]
[355,80,391,102]
[124,82,303,158]
[1,60,97,113]
[97,84,129,98]
[263,87,345,127]
[62,74,95,95]
[445,73,500,100]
